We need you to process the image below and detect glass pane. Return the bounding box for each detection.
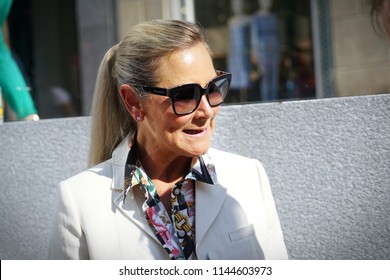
[194,0,315,103]
[330,0,390,97]
[193,0,390,104]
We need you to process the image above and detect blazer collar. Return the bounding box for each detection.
[111,134,131,191]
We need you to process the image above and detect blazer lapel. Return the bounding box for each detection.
[195,181,227,246]
[113,190,159,243]
[110,135,159,243]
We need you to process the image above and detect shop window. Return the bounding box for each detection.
[194,0,316,103]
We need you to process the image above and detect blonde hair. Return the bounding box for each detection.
[88,20,210,167]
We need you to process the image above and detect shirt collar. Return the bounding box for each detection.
[190,152,217,184]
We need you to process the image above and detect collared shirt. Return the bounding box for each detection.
[123,134,216,260]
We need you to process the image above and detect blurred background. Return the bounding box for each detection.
[2,0,389,121]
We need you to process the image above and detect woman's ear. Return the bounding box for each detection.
[119,84,143,121]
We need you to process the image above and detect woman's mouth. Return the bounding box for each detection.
[183,128,206,135]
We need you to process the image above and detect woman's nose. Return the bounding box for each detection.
[195,95,214,118]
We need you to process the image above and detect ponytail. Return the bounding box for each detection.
[88,45,136,167]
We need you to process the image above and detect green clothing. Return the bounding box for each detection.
[0,0,37,119]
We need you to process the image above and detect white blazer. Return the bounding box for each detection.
[48,136,288,260]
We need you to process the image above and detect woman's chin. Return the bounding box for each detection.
[179,143,209,158]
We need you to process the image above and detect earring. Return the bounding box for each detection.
[136,115,142,121]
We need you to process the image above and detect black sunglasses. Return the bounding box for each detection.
[141,70,232,116]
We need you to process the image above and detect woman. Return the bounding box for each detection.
[48,19,288,260]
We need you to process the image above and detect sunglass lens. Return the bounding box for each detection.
[172,87,198,115]
[173,87,195,101]
[208,77,229,106]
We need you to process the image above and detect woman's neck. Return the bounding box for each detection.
[136,141,193,184]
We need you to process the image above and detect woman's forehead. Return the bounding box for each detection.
[156,44,215,87]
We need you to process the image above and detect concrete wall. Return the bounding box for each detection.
[0,94,389,259]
